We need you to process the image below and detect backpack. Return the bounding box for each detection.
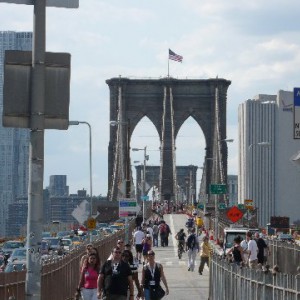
[177,231,185,241]
[160,223,167,233]
[186,234,196,249]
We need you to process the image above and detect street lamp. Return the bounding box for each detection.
[132,146,148,222]
[69,121,93,217]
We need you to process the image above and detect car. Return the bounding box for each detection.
[42,232,51,238]
[71,236,83,246]
[61,238,73,252]
[277,233,294,242]
[8,247,27,263]
[40,240,51,255]
[42,237,64,254]
[57,231,72,238]
[1,240,25,258]
[97,223,109,229]
[4,260,26,273]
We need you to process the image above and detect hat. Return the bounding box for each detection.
[146,234,151,238]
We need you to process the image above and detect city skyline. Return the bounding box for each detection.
[1,1,300,195]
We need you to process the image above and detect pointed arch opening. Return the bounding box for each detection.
[176,116,206,201]
[130,116,160,198]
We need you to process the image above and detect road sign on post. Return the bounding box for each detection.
[226,206,244,223]
[119,199,138,217]
[244,199,254,210]
[210,184,227,194]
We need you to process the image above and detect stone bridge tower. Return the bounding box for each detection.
[107,77,231,204]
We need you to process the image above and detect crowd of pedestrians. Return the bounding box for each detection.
[76,218,172,300]
[227,231,270,269]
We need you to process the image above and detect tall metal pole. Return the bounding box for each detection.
[69,121,93,216]
[125,122,130,243]
[26,1,46,299]
[143,146,147,222]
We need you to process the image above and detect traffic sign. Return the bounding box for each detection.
[226,206,244,223]
[0,0,79,8]
[119,199,138,217]
[237,204,245,210]
[210,184,227,194]
[218,203,226,210]
[244,199,254,210]
[141,195,149,201]
[87,217,96,230]
[197,203,204,210]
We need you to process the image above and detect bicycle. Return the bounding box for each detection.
[177,241,185,259]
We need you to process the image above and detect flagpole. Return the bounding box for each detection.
[168,50,170,77]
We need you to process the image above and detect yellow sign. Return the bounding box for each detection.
[87,217,96,229]
[244,199,254,210]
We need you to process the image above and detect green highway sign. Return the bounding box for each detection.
[210,184,227,194]
[197,203,204,210]
[218,203,226,210]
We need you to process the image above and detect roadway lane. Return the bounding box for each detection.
[137,213,209,300]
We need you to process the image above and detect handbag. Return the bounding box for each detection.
[149,285,165,300]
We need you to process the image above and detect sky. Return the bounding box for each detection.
[1,0,300,196]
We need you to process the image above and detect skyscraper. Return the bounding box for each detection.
[0,31,32,237]
[238,91,300,227]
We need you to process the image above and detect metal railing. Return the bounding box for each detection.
[209,254,300,300]
[0,220,136,300]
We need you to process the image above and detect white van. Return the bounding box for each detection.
[223,226,259,256]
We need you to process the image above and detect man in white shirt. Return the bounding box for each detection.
[246,231,258,269]
[240,238,248,264]
[133,227,145,263]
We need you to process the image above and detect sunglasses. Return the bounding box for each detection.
[148,253,155,256]
[118,241,124,244]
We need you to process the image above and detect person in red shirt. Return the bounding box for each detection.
[78,253,100,300]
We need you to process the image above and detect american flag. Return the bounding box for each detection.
[169,49,183,62]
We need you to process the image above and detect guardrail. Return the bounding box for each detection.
[0,219,136,300]
[209,254,300,300]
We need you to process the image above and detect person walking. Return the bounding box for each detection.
[142,234,152,264]
[77,252,101,300]
[158,221,167,247]
[121,249,143,300]
[198,236,212,274]
[186,227,199,271]
[140,250,169,300]
[254,232,269,266]
[227,236,243,266]
[80,244,98,270]
[133,227,145,264]
[165,223,171,247]
[246,231,258,269]
[152,222,159,247]
[97,247,134,300]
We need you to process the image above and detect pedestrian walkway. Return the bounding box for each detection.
[135,213,209,300]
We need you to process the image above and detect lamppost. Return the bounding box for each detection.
[132,146,148,222]
[69,121,93,217]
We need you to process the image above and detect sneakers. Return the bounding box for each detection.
[199,271,202,275]
[188,267,190,271]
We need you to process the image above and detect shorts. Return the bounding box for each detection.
[135,244,143,253]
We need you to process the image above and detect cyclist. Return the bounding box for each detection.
[175,229,186,259]
[185,217,195,232]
